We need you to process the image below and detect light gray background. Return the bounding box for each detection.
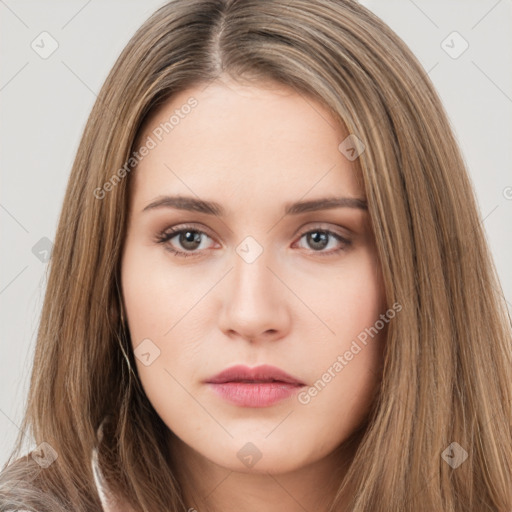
[1,0,511,466]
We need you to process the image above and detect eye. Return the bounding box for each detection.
[294,228,352,256]
[154,224,352,258]
[154,224,216,258]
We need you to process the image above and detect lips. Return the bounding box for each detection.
[205,364,305,386]
[205,364,306,407]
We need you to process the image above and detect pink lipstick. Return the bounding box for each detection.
[205,364,305,407]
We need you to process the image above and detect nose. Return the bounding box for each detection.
[217,246,292,343]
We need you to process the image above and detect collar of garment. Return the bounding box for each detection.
[90,419,134,512]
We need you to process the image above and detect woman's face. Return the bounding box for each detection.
[121,77,387,475]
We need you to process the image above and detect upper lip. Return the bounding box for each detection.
[205,364,305,385]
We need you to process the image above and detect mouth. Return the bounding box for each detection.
[204,364,306,407]
[205,364,305,386]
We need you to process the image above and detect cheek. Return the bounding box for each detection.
[296,327,384,452]
[295,250,386,420]
[121,243,208,342]
[120,243,214,399]
[303,248,386,342]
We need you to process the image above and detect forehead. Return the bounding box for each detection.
[131,78,364,210]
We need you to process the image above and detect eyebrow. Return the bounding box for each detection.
[142,195,368,216]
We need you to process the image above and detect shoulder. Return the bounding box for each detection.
[91,447,135,512]
[0,447,133,512]
[0,454,66,511]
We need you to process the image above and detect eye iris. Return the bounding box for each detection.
[179,230,202,250]
[169,230,337,253]
[307,231,329,250]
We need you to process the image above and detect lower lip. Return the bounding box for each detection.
[206,382,304,407]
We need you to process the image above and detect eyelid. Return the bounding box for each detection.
[155,221,353,257]
[292,225,352,254]
[294,221,352,239]
[157,222,350,242]
[158,222,217,239]
[155,223,219,248]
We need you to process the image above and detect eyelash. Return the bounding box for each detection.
[154,223,352,259]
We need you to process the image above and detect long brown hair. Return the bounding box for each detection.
[1,0,511,510]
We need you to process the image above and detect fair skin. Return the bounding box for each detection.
[120,76,387,512]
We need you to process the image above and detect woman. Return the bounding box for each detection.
[1,0,511,511]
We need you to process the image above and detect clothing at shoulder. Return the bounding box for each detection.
[91,445,135,512]
[91,417,137,512]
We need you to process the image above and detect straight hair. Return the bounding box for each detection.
[1,1,511,510]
